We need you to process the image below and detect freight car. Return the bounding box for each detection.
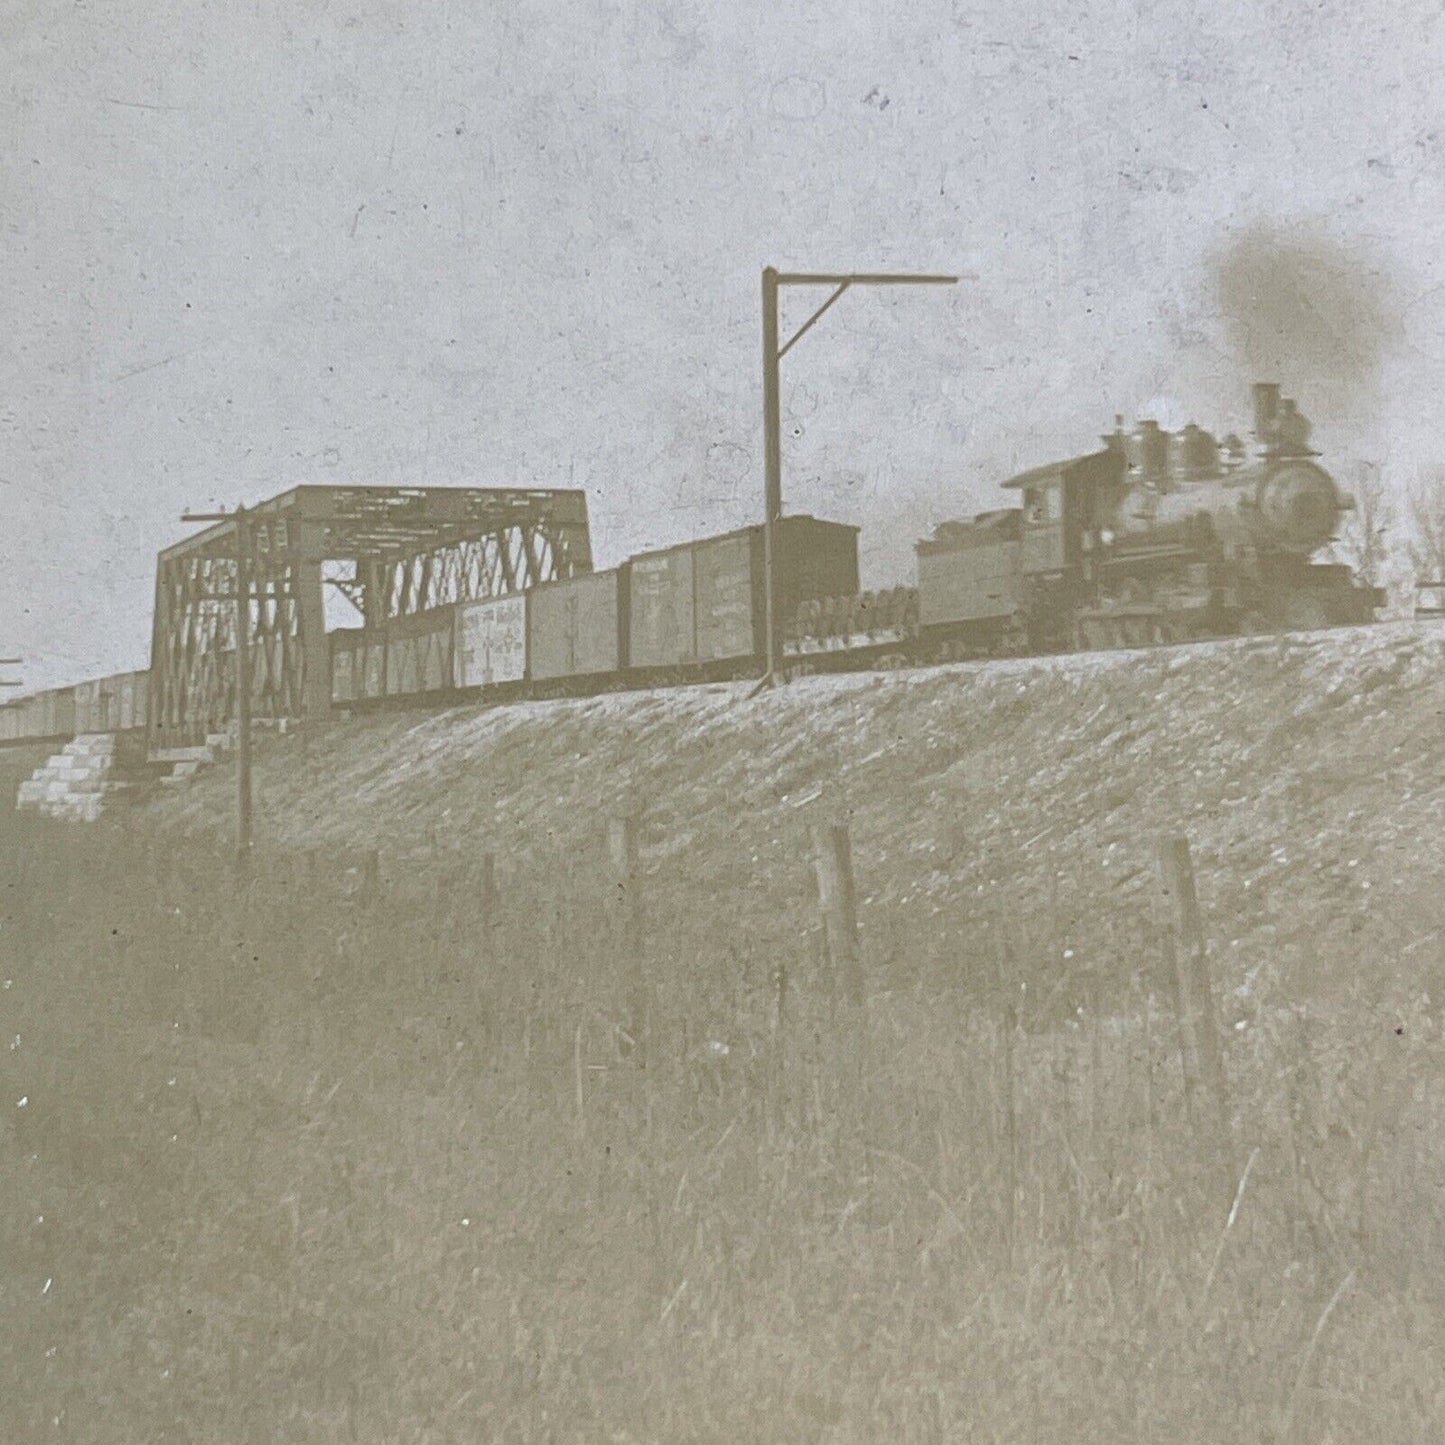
[0,669,150,748]
[794,382,1382,663]
[328,515,859,707]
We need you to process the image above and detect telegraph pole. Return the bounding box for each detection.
[179,507,253,862]
[760,268,959,684]
[234,506,253,860]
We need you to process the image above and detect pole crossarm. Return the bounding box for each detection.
[776,273,961,357]
[759,265,960,684]
[774,272,960,286]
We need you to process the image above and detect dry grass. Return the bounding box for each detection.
[2,800,1442,1444]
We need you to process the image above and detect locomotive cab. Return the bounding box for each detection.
[1004,448,1126,580]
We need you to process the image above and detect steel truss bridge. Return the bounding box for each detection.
[148,485,592,748]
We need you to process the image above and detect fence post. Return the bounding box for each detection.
[810,819,864,1008]
[607,815,647,1065]
[771,951,788,1132]
[461,848,495,1037]
[475,851,498,1009]
[358,848,383,995]
[478,851,498,939]
[994,922,1019,1268]
[1155,835,1232,1179]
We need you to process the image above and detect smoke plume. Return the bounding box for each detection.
[1209,224,1401,420]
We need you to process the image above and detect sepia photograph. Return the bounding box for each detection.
[2,1,1443,1439]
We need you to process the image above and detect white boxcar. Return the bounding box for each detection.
[455,595,527,688]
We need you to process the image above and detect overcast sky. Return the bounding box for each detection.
[3,0,1442,688]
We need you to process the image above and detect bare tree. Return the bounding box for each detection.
[1408,467,1445,585]
[1333,460,1394,589]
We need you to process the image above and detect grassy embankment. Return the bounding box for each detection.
[3,623,1444,1441]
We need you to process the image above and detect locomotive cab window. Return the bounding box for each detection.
[1024,487,1059,524]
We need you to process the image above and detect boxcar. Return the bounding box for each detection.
[455,595,527,689]
[384,609,455,697]
[117,675,135,731]
[15,697,38,740]
[330,629,388,704]
[529,570,621,682]
[625,516,859,673]
[47,688,76,738]
[625,546,695,670]
[330,632,358,704]
[772,516,861,619]
[693,531,759,661]
[73,680,99,734]
[118,670,149,731]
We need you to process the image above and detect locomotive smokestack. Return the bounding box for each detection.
[1252,382,1281,446]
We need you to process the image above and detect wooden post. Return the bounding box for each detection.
[361,848,382,984]
[474,850,498,1021]
[810,820,864,1007]
[234,506,253,867]
[479,851,498,939]
[994,924,1019,1267]
[1155,835,1232,1176]
[427,825,445,918]
[771,951,788,1131]
[608,816,647,1064]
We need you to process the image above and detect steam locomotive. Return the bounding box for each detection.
[793,382,1381,663]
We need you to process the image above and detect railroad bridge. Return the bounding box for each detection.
[148,485,592,749]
